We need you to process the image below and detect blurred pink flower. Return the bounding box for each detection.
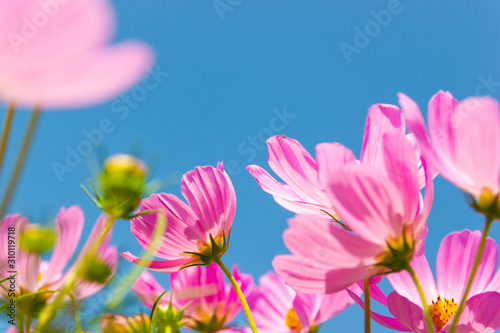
[247,271,358,333]
[0,0,154,109]
[273,131,434,293]
[122,162,236,272]
[132,263,254,332]
[0,206,118,301]
[349,229,500,333]
[247,104,427,219]
[401,91,500,206]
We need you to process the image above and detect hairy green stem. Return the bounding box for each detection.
[214,257,258,333]
[405,264,434,333]
[364,279,371,333]
[0,103,15,179]
[448,216,494,333]
[0,109,40,218]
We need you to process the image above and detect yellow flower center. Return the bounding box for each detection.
[429,295,458,330]
[285,308,302,331]
[37,273,42,282]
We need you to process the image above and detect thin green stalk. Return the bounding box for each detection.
[25,312,31,333]
[448,216,494,333]
[404,264,434,333]
[34,215,116,332]
[0,103,15,178]
[364,279,371,333]
[0,108,40,218]
[214,257,258,333]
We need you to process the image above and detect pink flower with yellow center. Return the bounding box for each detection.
[122,163,236,272]
[247,103,428,220]
[0,0,154,109]
[272,130,434,294]
[0,206,118,303]
[401,91,500,217]
[247,272,358,333]
[350,229,500,332]
[132,264,254,333]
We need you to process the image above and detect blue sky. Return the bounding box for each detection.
[2,0,500,331]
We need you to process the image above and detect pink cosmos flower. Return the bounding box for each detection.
[400,91,500,204]
[122,162,236,272]
[349,229,500,333]
[272,130,434,294]
[132,264,254,333]
[0,206,118,301]
[247,104,426,219]
[0,0,154,109]
[247,272,358,333]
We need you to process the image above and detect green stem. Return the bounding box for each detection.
[214,257,258,333]
[34,215,116,332]
[0,103,15,179]
[364,279,371,333]
[404,264,434,333]
[448,216,494,333]
[0,108,40,218]
[25,312,31,333]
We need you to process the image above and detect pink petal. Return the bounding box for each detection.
[360,103,405,170]
[388,254,437,307]
[181,163,236,238]
[347,289,412,331]
[443,292,500,333]
[451,97,500,196]
[315,142,357,191]
[427,91,458,165]
[266,136,328,204]
[273,254,376,294]
[132,270,168,308]
[246,165,325,215]
[121,252,196,273]
[326,164,407,244]
[40,206,84,286]
[17,251,41,293]
[400,92,475,192]
[131,193,204,259]
[437,229,498,300]
[387,292,432,333]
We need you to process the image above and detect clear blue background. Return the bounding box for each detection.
[2,0,500,331]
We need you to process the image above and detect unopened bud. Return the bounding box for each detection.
[152,303,186,333]
[100,154,147,219]
[83,257,112,284]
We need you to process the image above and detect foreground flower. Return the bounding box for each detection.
[122,163,235,272]
[0,206,118,313]
[100,314,151,333]
[273,131,434,293]
[350,229,500,332]
[248,272,357,333]
[247,103,426,219]
[0,0,154,109]
[400,91,500,218]
[132,264,254,332]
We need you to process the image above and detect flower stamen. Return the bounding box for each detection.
[429,295,458,330]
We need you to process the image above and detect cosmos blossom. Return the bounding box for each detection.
[400,91,500,211]
[273,130,434,294]
[132,264,254,332]
[247,272,358,333]
[247,103,427,219]
[350,229,500,333]
[0,206,118,302]
[0,0,154,109]
[122,163,236,272]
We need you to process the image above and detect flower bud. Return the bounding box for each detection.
[152,303,186,333]
[100,313,151,333]
[100,154,147,219]
[19,225,55,253]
